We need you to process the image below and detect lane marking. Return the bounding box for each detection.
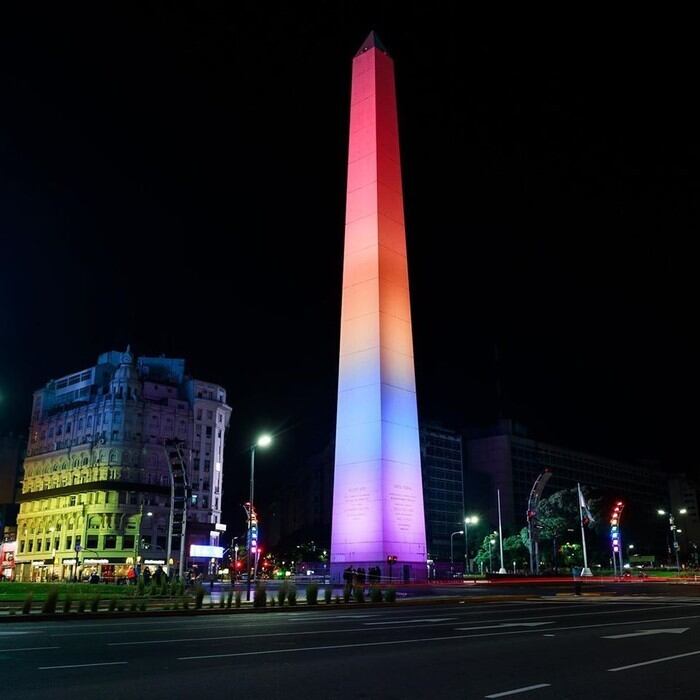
[485,684,551,698]
[603,627,689,639]
[107,604,691,645]
[177,612,700,660]
[39,661,128,670]
[609,649,700,672]
[0,632,32,636]
[365,618,454,625]
[455,622,553,631]
[0,646,60,652]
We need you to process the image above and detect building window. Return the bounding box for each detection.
[123,535,134,549]
[104,535,117,549]
[86,535,98,549]
[66,536,72,550]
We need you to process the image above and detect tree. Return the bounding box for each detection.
[527,487,601,570]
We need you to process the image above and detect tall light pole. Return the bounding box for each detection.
[450,530,464,577]
[497,489,507,574]
[247,434,272,601]
[658,508,683,571]
[489,537,496,573]
[464,515,479,574]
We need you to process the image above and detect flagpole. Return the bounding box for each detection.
[578,483,593,577]
[497,488,507,574]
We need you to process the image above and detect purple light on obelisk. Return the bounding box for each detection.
[330,32,427,582]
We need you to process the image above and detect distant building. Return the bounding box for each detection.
[266,444,334,551]
[465,420,670,542]
[0,434,24,537]
[420,425,465,566]
[14,348,231,582]
[668,474,700,565]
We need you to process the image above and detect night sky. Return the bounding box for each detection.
[1,5,697,526]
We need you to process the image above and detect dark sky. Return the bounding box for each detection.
[1,5,697,524]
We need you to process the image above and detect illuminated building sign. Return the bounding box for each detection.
[330,33,427,581]
[189,545,224,558]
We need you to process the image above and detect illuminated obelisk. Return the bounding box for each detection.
[331,32,427,583]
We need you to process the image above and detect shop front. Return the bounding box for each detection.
[61,557,131,583]
[0,541,16,581]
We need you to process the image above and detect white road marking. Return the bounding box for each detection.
[365,618,454,625]
[0,646,60,652]
[177,612,700,660]
[609,649,700,672]
[485,684,551,698]
[39,661,128,670]
[455,622,553,631]
[0,632,31,636]
[603,627,689,639]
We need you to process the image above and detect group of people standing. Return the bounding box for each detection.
[342,565,382,590]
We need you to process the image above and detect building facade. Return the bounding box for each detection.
[0,434,24,538]
[465,420,670,542]
[668,474,700,565]
[266,443,334,551]
[420,425,465,566]
[14,348,231,582]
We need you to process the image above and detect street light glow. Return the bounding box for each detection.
[657,509,666,516]
[257,434,272,448]
[680,508,688,515]
[465,515,479,525]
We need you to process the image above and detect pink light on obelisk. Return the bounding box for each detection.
[330,32,427,582]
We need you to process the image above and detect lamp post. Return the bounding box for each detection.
[450,530,464,577]
[497,489,507,574]
[247,434,272,601]
[658,509,682,571]
[488,537,496,573]
[464,515,479,575]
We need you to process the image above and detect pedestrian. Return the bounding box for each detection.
[143,566,151,586]
[154,565,164,585]
[127,565,136,585]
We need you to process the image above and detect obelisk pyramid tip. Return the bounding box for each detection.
[355,31,388,57]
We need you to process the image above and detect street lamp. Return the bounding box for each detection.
[488,538,496,573]
[658,508,684,571]
[450,530,464,576]
[247,433,272,601]
[464,515,479,574]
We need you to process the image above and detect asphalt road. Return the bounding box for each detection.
[2,595,700,699]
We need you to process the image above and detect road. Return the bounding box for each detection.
[2,595,700,698]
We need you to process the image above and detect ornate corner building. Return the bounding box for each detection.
[14,348,231,582]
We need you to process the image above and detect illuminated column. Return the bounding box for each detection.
[331,32,427,582]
